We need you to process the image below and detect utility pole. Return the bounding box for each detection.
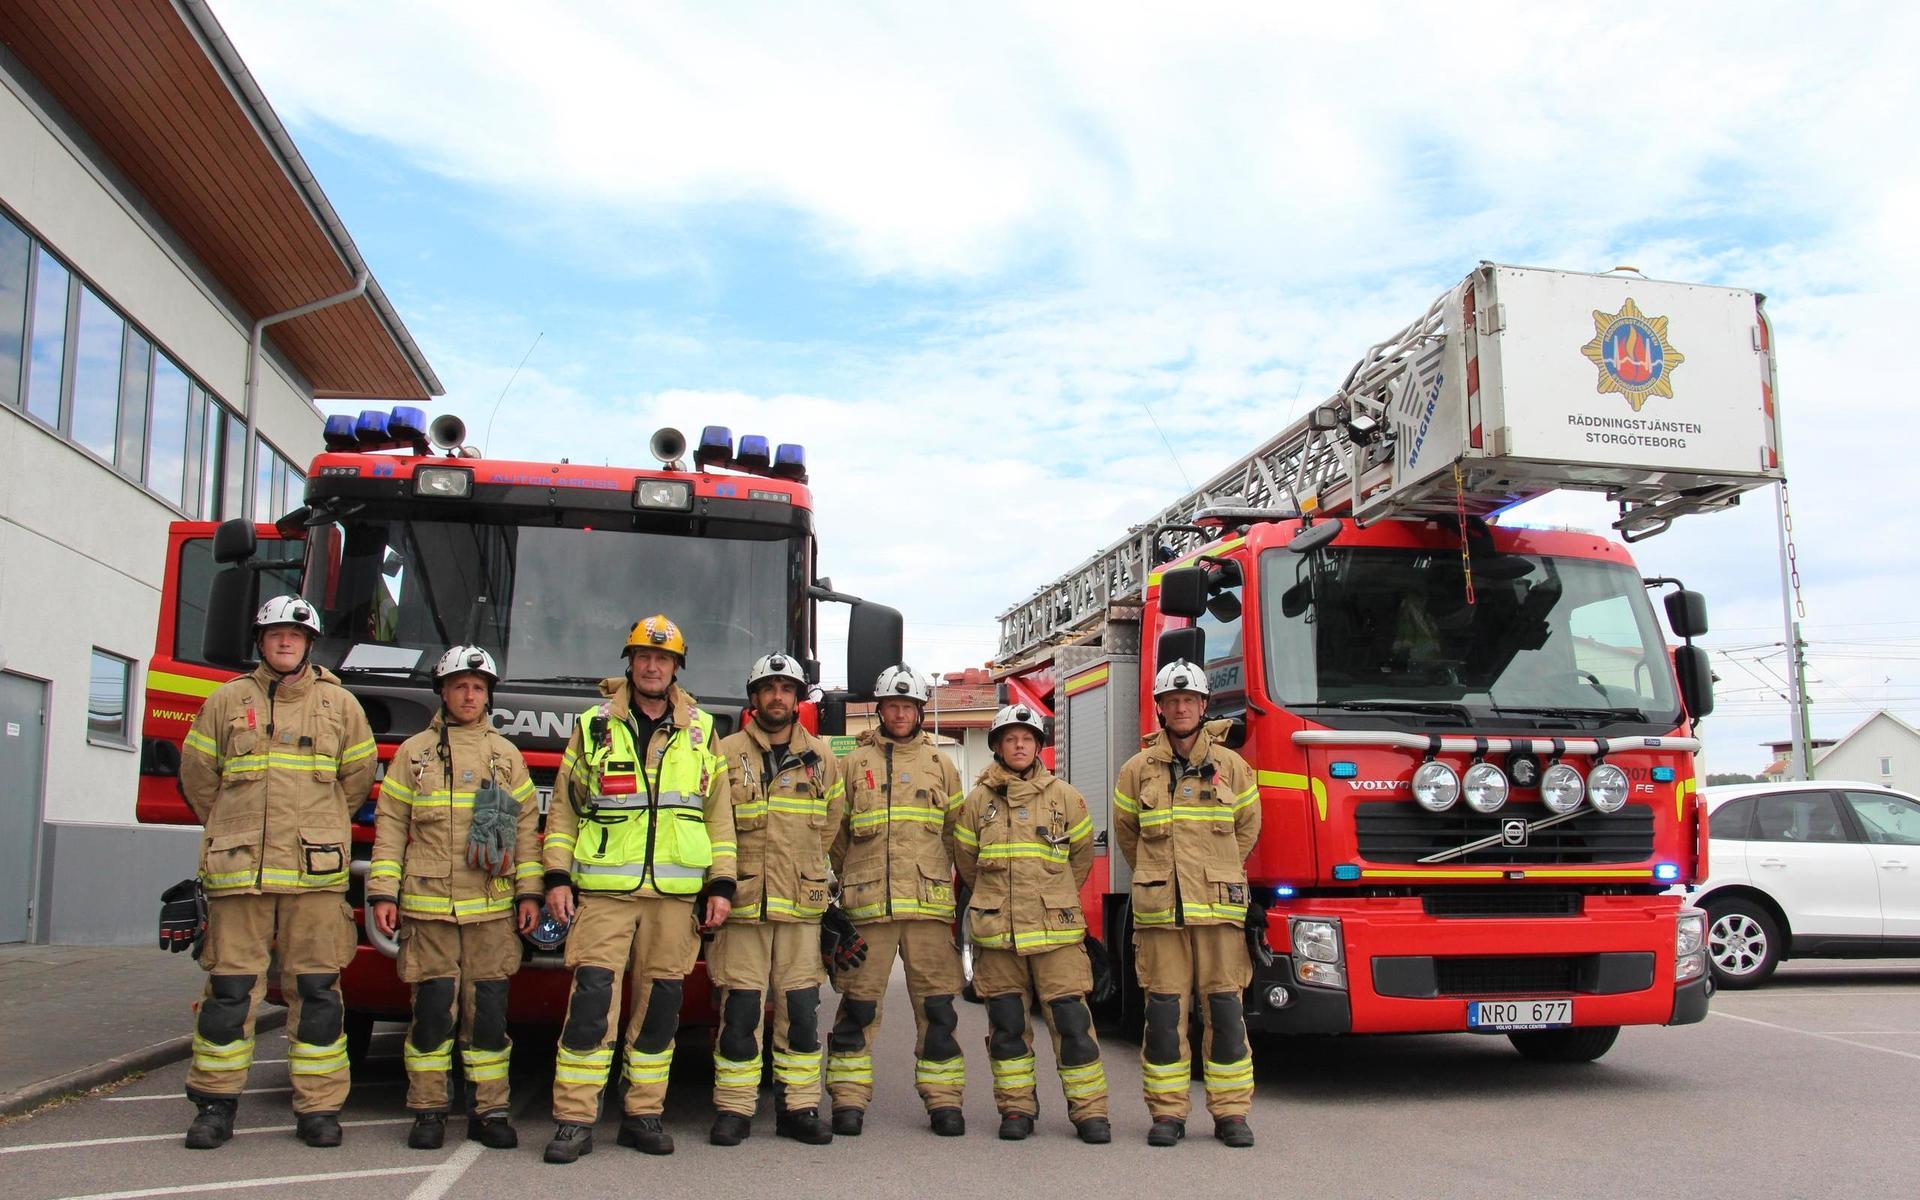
[1774,480,1810,779]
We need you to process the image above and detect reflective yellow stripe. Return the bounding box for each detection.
[261,867,349,888]
[827,1054,873,1085]
[977,841,1068,864]
[288,1036,349,1076]
[200,869,259,890]
[765,896,828,919]
[1142,1060,1189,1093]
[1358,868,1504,879]
[950,825,979,848]
[184,729,220,758]
[733,800,769,821]
[1112,789,1138,814]
[773,1048,822,1085]
[191,1035,253,1073]
[713,1052,762,1088]
[845,898,955,921]
[990,1054,1036,1090]
[462,1043,512,1082]
[554,1044,613,1084]
[1204,1055,1254,1092]
[972,928,1084,951]
[1258,770,1328,821]
[1067,816,1093,841]
[1133,906,1176,926]
[850,805,944,829]
[150,669,222,699]
[767,796,829,816]
[511,778,537,802]
[545,831,576,851]
[380,777,415,803]
[1180,902,1248,922]
[914,1056,966,1085]
[340,738,376,764]
[403,1037,454,1073]
[623,1045,672,1083]
[514,861,543,881]
[400,892,513,916]
[367,860,402,881]
[1059,1060,1106,1099]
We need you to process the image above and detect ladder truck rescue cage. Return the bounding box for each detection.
[998,263,1782,662]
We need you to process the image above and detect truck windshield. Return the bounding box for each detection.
[1258,547,1680,722]
[302,517,803,700]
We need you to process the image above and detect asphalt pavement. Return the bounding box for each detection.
[2,958,1917,1199]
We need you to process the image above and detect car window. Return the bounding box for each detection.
[1842,791,1920,846]
[1709,795,1756,841]
[1752,792,1852,844]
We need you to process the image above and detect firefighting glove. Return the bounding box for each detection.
[464,778,517,876]
[1084,935,1117,1008]
[158,878,206,954]
[1245,901,1275,969]
[820,904,869,975]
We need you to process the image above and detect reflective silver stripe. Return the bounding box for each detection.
[588,790,700,811]
[574,861,706,879]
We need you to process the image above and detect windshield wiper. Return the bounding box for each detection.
[1308,700,1474,721]
[331,664,432,682]
[1489,704,1649,723]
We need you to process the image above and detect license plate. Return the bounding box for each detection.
[1467,998,1571,1031]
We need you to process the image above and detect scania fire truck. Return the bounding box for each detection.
[997,263,1783,1061]
[138,414,901,1056]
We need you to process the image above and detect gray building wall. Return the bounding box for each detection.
[1815,713,1920,795]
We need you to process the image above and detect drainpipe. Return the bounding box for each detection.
[240,270,368,520]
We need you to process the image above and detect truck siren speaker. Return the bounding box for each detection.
[650,426,687,466]
[429,414,467,450]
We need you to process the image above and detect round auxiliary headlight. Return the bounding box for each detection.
[1462,762,1510,813]
[1540,763,1585,814]
[1412,761,1460,812]
[1588,763,1630,813]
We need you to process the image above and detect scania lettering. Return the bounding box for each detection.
[996,263,1778,1062]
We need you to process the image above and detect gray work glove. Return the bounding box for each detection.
[465,778,517,876]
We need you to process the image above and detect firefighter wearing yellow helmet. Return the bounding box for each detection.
[540,615,736,1163]
[1112,659,1261,1148]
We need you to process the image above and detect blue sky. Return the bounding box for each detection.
[220,0,1920,773]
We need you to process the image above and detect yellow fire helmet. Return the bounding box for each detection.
[624,614,688,662]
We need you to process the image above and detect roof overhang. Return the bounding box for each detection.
[0,0,441,400]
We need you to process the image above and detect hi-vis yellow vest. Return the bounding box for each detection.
[567,705,718,894]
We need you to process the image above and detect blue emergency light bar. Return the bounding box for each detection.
[697,425,733,468]
[323,415,358,450]
[354,409,391,442]
[772,443,807,482]
[734,434,771,472]
[387,406,428,443]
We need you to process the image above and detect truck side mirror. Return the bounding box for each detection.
[203,566,255,668]
[1289,521,1340,555]
[1157,626,1205,673]
[1159,567,1209,619]
[212,517,257,564]
[1674,644,1714,721]
[1665,589,1709,639]
[846,600,904,699]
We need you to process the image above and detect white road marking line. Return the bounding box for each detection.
[0,1118,409,1156]
[405,1086,535,1200]
[54,1165,436,1200]
[1712,1011,1920,1061]
[106,1079,403,1102]
[1722,989,1920,997]
[1804,1030,1920,1035]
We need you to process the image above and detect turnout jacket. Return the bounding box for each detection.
[831,728,965,923]
[715,719,845,922]
[181,663,376,896]
[1112,720,1260,928]
[949,761,1094,955]
[366,711,543,922]
[543,678,736,899]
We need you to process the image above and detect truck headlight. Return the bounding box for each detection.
[634,479,693,511]
[1412,761,1460,812]
[1588,763,1630,813]
[1676,952,1707,982]
[1677,910,1705,957]
[1462,762,1509,813]
[1540,762,1585,814]
[413,466,472,498]
[1290,918,1342,964]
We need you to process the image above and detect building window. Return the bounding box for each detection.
[87,648,134,749]
[24,245,70,427]
[0,211,27,409]
[116,329,151,479]
[70,283,126,460]
[222,409,247,520]
[147,353,192,508]
[1882,756,1895,777]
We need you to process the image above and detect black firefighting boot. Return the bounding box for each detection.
[776,1107,834,1144]
[296,1112,343,1148]
[1075,1116,1112,1144]
[406,1112,446,1150]
[617,1115,674,1155]
[1214,1115,1255,1148]
[1147,1117,1186,1147]
[184,1094,238,1150]
[542,1122,594,1163]
[709,1111,753,1146]
[466,1115,518,1149]
[998,1112,1035,1141]
[929,1107,966,1137]
[832,1107,864,1136]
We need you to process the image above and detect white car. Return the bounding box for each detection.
[1691,781,1920,987]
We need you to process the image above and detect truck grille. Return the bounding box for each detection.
[1354,802,1654,864]
[1434,956,1577,995]
[1422,890,1583,918]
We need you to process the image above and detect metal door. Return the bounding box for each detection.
[0,672,48,942]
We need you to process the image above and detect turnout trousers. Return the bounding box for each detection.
[825,919,966,1114]
[707,921,828,1115]
[186,892,355,1114]
[1135,924,1254,1120]
[395,918,522,1117]
[972,944,1108,1122]
[549,894,700,1124]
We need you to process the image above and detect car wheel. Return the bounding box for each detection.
[1508,1025,1620,1063]
[1705,899,1781,989]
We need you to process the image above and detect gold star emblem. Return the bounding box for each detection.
[1579,298,1686,412]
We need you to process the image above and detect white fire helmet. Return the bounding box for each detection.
[873,664,933,705]
[434,645,499,685]
[988,702,1045,747]
[253,595,321,637]
[1153,659,1210,699]
[747,652,808,692]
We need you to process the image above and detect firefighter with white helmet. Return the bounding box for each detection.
[176,596,376,1150]
[825,664,968,1137]
[708,651,847,1146]
[949,703,1110,1143]
[1113,658,1262,1148]
[367,646,542,1151]
[541,615,737,1163]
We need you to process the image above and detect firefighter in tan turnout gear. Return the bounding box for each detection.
[1113,659,1262,1148]
[826,664,968,1138]
[708,652,846,1147]
[540,616,737,1164]
[950,703,1110,1144]
[177,596,376,1150]
[367,646,543,1152]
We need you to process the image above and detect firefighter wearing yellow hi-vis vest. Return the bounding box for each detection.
[366,645,542,1153]
[950,703,1110,1145]
[539,615,736,1164]
[176,596,376,1152]
[1112,659,1262,1150]
[706,652,846,1148]
[825,663,968,1138]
